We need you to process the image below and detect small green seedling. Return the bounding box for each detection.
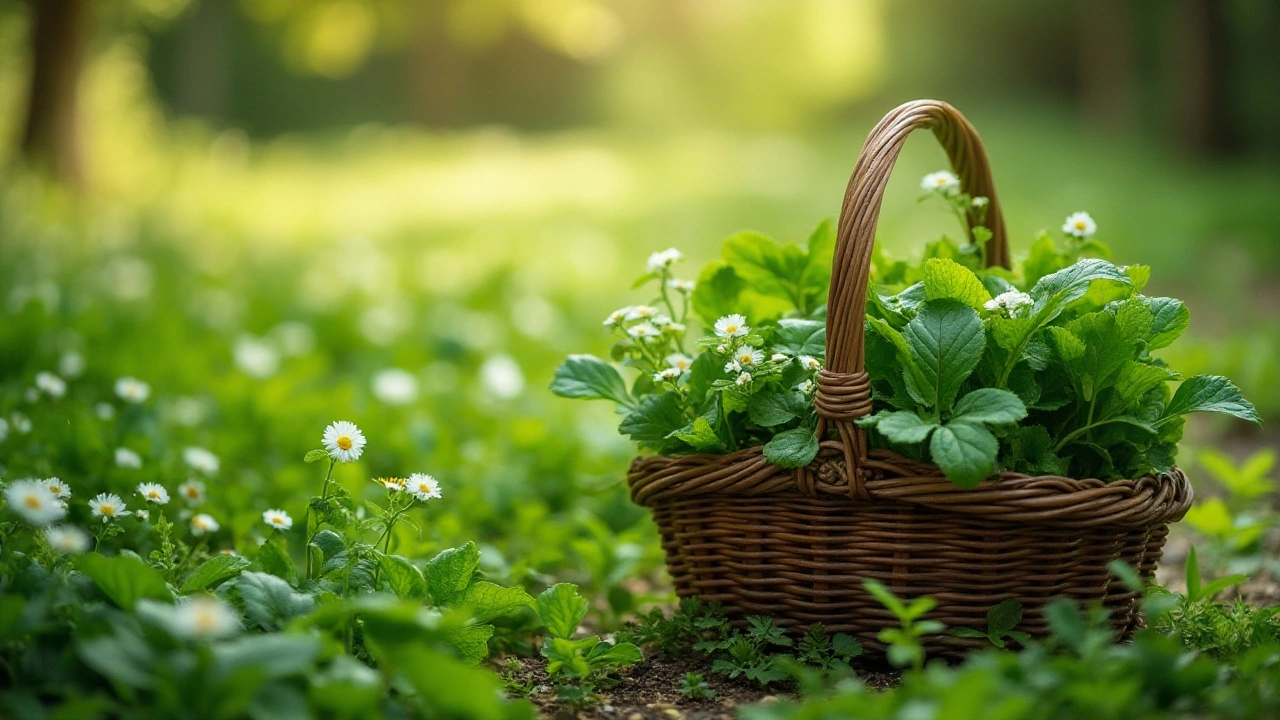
[680,672,716,700]
[862,579,945,670]
[950,598,1031,649]
[536,583,642,705]
[1199,448,1277,503]
[707,616,795,686]
[1184,546,1248,604]
[796,622,863,672]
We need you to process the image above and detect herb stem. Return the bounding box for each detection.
[305,458,337,579]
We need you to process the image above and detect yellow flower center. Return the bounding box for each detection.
[724,325,738,334]
[937,177,948,185]
[337,435,353,450]
[1075,220,1087,230]
[23,495,42,509]
[193,608,217,633]
[102,505,116,516]
[270,515,282,525]
[186,487,200,498]
[148,490,160,499]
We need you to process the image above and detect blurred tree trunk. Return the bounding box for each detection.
[1173,0,1236,154]
[1078,0,1137,132]
[21,0,86,186]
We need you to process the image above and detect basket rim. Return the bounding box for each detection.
[627,441,1193,528]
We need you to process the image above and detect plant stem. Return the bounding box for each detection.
[305,458,337,579]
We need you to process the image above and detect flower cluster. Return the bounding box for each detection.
[605,247,697,390]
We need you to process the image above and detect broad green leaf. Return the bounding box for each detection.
[618,393,687,450]
[987,599,1023,637]
[866,317,928,403]
[585,641,643,667]
[989,316,1036,353]
[379,554,428,601]
[455,581,534,624]
[549,355,633,408]
[903,299,985,412]
[1124,265,1151,292]
[692,261,745,325]
[536,583,588,640]
[922,258,992,310]
[951,388,1027,425]
[180,554,252,595]
[1029,259,1132,318]
[1160,375,1260,425]
[1146,297,1190,350]
[212,634,321,680]
[763,427,820,468]
[863,411,937,444]
[308,529,346,571]
[446,624,495,664]
[257,533,297,585]
[1006,425,1067,476]
[426,542,481,605]
[929,420,999,488]
[76,553,172,610]
[234,572,315,630]
[748,391,803,427]
[303,449,329,463]
[670,416,724,451]
[772,318,826,356]
[722,231,808,305]
[800,219,836,302]
[1106,362,1179,415]
[1021,232,1064,288]
[371,643,517,720]
[1045,326,1085,363]
[1063,311,1142,400]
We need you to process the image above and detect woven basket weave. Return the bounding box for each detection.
[628,99,1193,654]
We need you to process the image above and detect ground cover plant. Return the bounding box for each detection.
[553,174,1260,486]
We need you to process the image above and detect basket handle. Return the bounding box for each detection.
[813,100,1009,492]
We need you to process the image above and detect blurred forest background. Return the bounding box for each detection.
[1,0,1279,513]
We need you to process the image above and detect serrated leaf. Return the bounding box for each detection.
[863,411,937,444]
[258,533,297,585]
[308,529,346,568]
[903,299,985,412]
[455,581,534,624]
[536,583,588,640]
[379,554,428,601]
[692,261,746,326]
[987,598,1023,637]
[951,388,1027,425]
[772,318,826,356]
[180,554,251,594]
[922,258,992,310]
[929,420,999,488]
[619,393,688,451]
[426,542,481,605]
[763,427,820,469]
[585,641,642,668]
[748,391,802,427]
[1160,375,1260,425]
[304,449,330,463]
[446,624,495,664]
[1146,297,1190,350]
[550,355,633,408]
[233,572,315,630]
[722,231,808,304]
[1029,259,1132,318]
[670,416,724,451]
[77,554,172,610]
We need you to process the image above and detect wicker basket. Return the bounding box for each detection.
[627,99,1193,654]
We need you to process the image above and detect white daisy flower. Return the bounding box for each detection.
[11,413,31,434]
[58,352,85,378]
[263,508,293,530]
[799,379,815,394]
[715,344,729,354]
[983,290,1034,317]
[136,509,150,521]
[322,420,367,463]
[646,248,683,273]
[405,473,442,502]
[35,372,66,399]
[921,170,961,195]
[714,314,749,339]
[183,446,220,475]
[45,525,90,554]
[178,479,206,506]
[627,322,660,340]
[734,349,764,367]
[1062,211,1097,239]
[650,313,672,327]
[190,513,220,536]
[663,322,686,335]
[735,372,753,387]
[0,417,8,442]
[164,596,241,640]
[724,360,741,374]
[770,353,789,363]
[653,368,681,383]
[372,368,419,406]
[603,307,633,327]
[375,477,405,493]
[95,403,116,421]
[115,377,151,404]
[798,355,822,371]
[625,305,659,321]
[4,480,66,526]
[971,196,989,208]
[41,477,71,501]
[137,483,170,505]
[89,493,131,522]
[115,448,143,469]
[668,279,695,293]
[666,354,693,372]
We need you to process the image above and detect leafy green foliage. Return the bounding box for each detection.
[680,671,716,699]
[950,599,1032,649]
[862,580,945,670]
[535,583,641,706]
